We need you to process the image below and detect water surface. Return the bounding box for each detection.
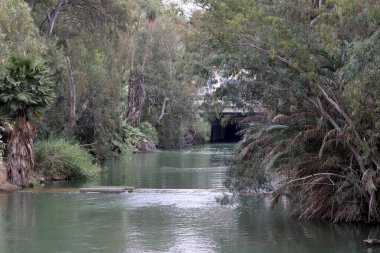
[0,143,379,253]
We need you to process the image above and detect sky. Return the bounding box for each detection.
[162,0,202,17]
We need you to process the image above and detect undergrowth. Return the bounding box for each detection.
[35,139,100,180]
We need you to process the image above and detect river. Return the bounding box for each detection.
[0,143,378,253]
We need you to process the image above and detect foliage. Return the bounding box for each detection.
[110,123,158,156]
[0,0,47,72]
[193,0,380,222]
[139,122,158,144]
[0,56,54,117]
[35,139,100,180]
[25,0,134,158]
[0,56,54,186]
[16,0,202,156]
[157,119,186,148]
[120,124,146,148]
[137,9,203,148]
[187,115,211,144]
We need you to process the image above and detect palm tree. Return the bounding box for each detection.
[0,56,54,187]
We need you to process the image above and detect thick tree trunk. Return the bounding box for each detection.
[7,115,36,187]
[126,70,145,127]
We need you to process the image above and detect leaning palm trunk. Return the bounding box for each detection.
[7,115,36,187]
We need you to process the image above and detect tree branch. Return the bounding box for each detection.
[46,0,66,36]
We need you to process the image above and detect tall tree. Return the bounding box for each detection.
[26,0,134,157]
[0,57,54,186]
[125,0,161,127]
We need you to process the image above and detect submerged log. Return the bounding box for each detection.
[79,186,133,193]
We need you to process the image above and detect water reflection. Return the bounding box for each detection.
[1,192,380,253]
[0,191,237,253]
[100,143,233,189]
[1,144,380,253]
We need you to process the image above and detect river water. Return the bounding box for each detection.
[0,143,379,253]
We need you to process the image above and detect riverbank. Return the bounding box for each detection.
[0,163,19,191]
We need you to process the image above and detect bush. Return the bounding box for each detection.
[109,123,158,156]
[158,120,186,148]
[156,116,211,148]
[120,124,146,147]
[35,139,100,180]
[139,122,158,144]
[190,116,211,144]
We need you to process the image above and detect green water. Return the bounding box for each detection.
[0,144,378,253]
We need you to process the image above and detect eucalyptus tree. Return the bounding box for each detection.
[0,57,54,187]
[0,0,47,72]
[139,9,207,148]
[25,0,135,157]
[125,0,162,127]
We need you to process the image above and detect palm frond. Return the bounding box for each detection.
[291,128,326,147]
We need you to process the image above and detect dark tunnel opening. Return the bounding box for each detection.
[210,121,242,143]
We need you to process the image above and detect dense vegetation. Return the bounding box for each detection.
[191,0,380,222]
[0,0,209,186]
[1,0,379,224]
[0,56,54,186]
[35,139,100,180]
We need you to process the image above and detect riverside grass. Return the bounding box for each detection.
[35,139,100,180]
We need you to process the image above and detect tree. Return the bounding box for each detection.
[0,0,47,72]
[0,56,54,186]
[125,0,161,127]
[25,0,134,157]
[192,0,380,222]
[138,9,206,148]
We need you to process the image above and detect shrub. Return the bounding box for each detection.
[109,123,158,156]
[190,116,211,144]
[120,124,145,147]
[158,121,186,148]
[138,122,158,144]
[35,139,100,180]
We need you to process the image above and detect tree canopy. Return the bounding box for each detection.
[2,0,380,222]
[190,0,380,222]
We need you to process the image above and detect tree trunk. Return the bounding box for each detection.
[7,115,36,187]
[319,0,324,8]
[47,0,65,36]
[125,70,145,127]
[62,56,91,136]
[66,56,76,129]
[156,96,169,127]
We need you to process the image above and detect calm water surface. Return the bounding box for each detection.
[0,143,379,253]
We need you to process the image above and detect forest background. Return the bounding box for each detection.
[2,0,380,223]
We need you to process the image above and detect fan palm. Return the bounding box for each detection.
[0,56,54,187]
